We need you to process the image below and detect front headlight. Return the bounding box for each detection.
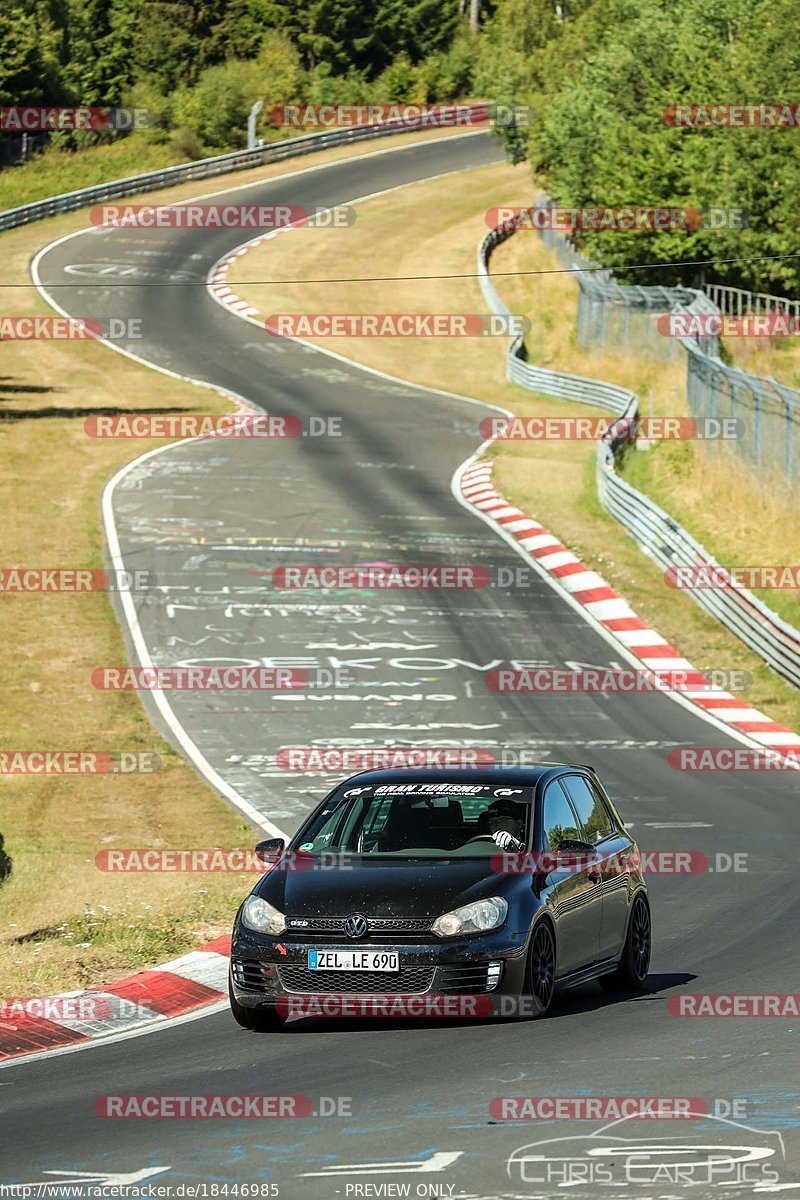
[241,895,286,935]
[431,897,508,938]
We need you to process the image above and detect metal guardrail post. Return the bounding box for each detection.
[247,100,264,150]
[753,383,762,468]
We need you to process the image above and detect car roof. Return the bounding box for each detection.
[339,763,596,790]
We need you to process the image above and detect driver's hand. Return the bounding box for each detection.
[492,830,524,850]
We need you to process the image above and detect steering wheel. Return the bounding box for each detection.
[463,834,501,843]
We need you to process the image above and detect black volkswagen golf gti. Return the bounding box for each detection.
[229,764,651,1029]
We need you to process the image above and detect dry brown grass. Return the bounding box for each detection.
[231,162,800,733]
[0,282,252,997]
[623,437,800,625]
[724,326,800,387]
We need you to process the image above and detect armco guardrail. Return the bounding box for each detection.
[0,104,489,234]
[478,211,800,690]
[477,220,637,419]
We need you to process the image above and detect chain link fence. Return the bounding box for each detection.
[535,212,694,363]
[478,214,800,691]
[532,196,800,485]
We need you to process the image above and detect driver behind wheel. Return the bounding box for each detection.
[483,797,526,850]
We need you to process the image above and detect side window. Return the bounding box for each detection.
[560,775,614,844]
[542,781,581,852]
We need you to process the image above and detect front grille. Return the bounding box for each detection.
[439,964,493,993]
[277,965,435,994]
[285,916,433,942]
[367,918,432,932]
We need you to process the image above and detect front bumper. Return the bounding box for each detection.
[230,927,529,1010]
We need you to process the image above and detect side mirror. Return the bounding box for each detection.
[255,837,286,863]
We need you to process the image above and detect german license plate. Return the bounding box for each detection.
[308,950,399,972]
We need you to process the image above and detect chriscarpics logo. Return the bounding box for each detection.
[505,1112,787,1189]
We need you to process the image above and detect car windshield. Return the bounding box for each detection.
[295,782,533,858]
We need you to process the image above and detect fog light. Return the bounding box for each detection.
[487,962,503,990]
[231,960,246,985]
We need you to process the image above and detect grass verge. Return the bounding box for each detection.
[229,159,800,732]
[0,136,179,213]
[723,321,800,388]
[0,124,479,1000]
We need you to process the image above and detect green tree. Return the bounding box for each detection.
[515,0,800,294]
[0,1,63,106]
[172,58,261,149]
[62,0,138,108]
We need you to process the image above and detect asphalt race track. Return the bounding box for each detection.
[3,131,799,1198]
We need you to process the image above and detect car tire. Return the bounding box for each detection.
[523,919,556,1017]
[600,892,651,992]
[229,980,286,1031]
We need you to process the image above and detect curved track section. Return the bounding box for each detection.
[4,133,798,1197]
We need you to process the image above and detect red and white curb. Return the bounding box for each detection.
[209,242,261,316]
[0,934,230,1063]
[458,458,800,760]
[208,223,301,316]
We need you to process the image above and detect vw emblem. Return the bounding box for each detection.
[344,913,369,939]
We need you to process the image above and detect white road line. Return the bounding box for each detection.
[643,821,713,828]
